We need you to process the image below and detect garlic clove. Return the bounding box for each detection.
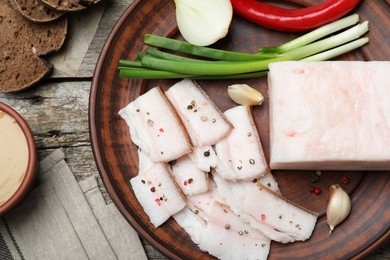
[326,184,351,234]
[173,0,233,46]
[228,84,264,106]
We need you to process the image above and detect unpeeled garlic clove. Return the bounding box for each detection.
[326,184,351,234]
[227,84,264,106]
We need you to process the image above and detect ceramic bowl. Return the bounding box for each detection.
[0,102,37,215]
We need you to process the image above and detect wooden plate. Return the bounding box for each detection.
[90,1,390,259]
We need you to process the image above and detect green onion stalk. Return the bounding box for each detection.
[118,14,369,80]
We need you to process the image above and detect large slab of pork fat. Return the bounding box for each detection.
[269,61,390,170]
[119,87,192,162]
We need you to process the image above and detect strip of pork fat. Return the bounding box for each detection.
[215,106,269,181]
[171,155,211,196]
[213,173,296,243]
[198,202,271,260]
[173,207,206,245]
[188,145,218,172]
[130,163,187,228]
[165,79,233,147]
[213,173,318,242]
[119,87,192,163]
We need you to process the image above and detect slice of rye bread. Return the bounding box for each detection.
[11,0,65,23]
[0,0,68,92]
[40,0,102,11]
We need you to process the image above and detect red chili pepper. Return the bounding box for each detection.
[230,0,361,32]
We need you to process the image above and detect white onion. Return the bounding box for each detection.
[173,0,233,46]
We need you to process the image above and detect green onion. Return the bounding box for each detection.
[140,55,290,75]
[144,34,278,61]
[283,22,369,59]
[144,49,218,63]
[190,71,268,80]
[118,15,369,80]
[119,68,193,79]
[302,37,369,61]
[118,60,143,68]
[259,14,360,54]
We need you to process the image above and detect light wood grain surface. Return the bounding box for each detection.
[0,0,388,259]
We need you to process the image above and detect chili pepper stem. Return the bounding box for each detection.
[259,14,360,54]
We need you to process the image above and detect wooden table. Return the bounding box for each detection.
[0,0,389,259]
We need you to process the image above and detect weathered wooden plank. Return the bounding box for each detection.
[77,0,135,77]
[0,81,89,142]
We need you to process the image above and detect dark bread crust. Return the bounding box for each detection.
[41,0,101,11]
[0,43,52,93]
[11,0,65,23]
[0,0,68,92]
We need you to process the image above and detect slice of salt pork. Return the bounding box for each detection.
[215,106,269,181]
[213,172,297,243]
[269,61,390,170]
[242,183,318,242]
[171,155,211,196]
[188,145,218,172]
[165,79,233,147]
[119,87,192,163]
[198,202,271,260]
[130,163,187,228]
[186,181,223,222]
[173,207,207,245]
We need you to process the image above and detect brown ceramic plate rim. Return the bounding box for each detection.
[89,1,390,259]
[89,1,168,255]
[0,102,37,215]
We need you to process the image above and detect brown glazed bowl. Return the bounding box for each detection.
[0,102,37,215]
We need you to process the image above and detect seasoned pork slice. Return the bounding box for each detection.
[258,172,280,194]
[173,207,206,245]
[165,79,233,147]
[269,61,390,170]
[186,182,224,222]
[242,184,318,241]
[198,202,271,260]
[213,172,296,243]
[215,106,270,181]
[188,145,218,172]
[138,148,155,172]
[171,155,211,196]
[130,163,187,228]
[119,87,192,162]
